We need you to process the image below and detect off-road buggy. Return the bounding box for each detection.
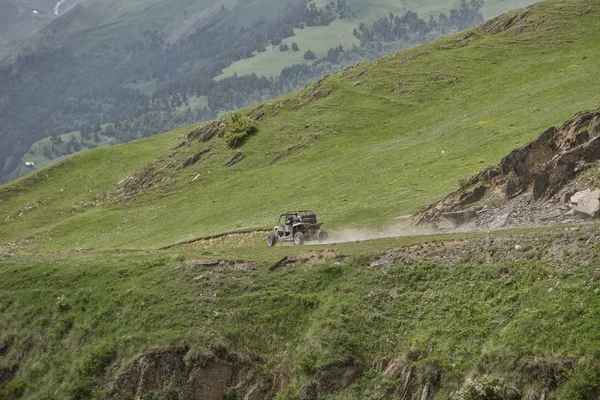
[267,210,328,246]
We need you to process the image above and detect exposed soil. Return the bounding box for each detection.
[269,249,344,271]
[370,224,600,269]
[176,230,269,251]
[104,344,366,400]
[182,258,259,277]
[105,345,242,400]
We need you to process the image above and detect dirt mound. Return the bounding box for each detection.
[416,110,600,231]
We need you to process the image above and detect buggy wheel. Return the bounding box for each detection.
[267,234,278,247]
[293,231,305,246]
[318,231,329,242]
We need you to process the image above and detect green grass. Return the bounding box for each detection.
[2,225,600,398]
[0,0,598,252]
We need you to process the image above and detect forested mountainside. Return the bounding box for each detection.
[0,0,540,183]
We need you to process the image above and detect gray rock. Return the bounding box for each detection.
[441,210,477,226]
[541,209,563,221]
[489,214,509,230]
[571,189,600,218]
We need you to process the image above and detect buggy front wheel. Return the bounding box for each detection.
[267,234,278,247]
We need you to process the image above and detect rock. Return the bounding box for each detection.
[182,148,211,168]
[532,173,550,200]
[560,190,576,204]
[541,209,563,221]
[108,346,240,400]
[441,210,477,226]
[458,185,486,206]
[571,189,594,205]
[226,151,244,167]
[505,175,524,199]
[187,119,222,143]
[269,256,298,271]
[572,189,600,218]
[489,214,509,230]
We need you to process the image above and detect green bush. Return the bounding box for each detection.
[218,113,258,148]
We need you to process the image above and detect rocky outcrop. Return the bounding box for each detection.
[480,8,529,35]
[104,345,370,400]
[416,110,600,229]
[182,148,211,168]
[226,151,244,167]
[186,120,223,143]
[106,345,242,400]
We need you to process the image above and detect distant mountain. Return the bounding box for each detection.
[0,0,88,53]
[0,0,541,184]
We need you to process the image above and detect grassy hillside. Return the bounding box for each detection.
[2,226,600,399]
[1,1,600,398]
[0,0,598,252]
[0,0,542,185]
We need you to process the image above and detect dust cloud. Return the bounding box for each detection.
[318,222,437,244]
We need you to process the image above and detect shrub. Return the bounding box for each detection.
[218,113,258,148]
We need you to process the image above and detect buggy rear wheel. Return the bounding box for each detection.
[293,231,305,246]
[318,231,329,242]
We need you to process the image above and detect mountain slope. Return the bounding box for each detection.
[0,0,541,184]
[0,0,88,54]
[0,0,598,252]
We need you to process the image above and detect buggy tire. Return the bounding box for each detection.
[293,231,305,246]
[318,231,329,242]
[267,234,278,247]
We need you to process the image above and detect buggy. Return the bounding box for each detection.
[267,210,328,246]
